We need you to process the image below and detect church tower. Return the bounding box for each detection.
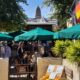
[35,6,41,18]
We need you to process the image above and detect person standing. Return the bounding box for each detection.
[0,41,5,58]
[17,42,25,63]
[12,41,18,57]
[4,41,11,58]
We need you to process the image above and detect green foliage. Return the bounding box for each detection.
[52,40,64,57]
[65,40,80,63]
[51,40,71,57]
[0,22,20,31]
[0,0,28,31]
[52,40,80,64]
[43,0,73,28]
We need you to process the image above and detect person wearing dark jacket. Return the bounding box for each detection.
[17,42,25,63]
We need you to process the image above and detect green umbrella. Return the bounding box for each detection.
[15,27,54,41]
[0,33,13,41]
[0,32,9,34]
[53,32,59,39]
[54,24,80,39]
[9,30,26,37]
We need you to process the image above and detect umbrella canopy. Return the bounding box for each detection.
[0,32,9,34]
[54,24,80,39]
[53,32,59,39]
[0,33,13,41]
[9,30,26,37]
[15,27,54,41]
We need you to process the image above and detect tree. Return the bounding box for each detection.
[43,0,73,28]
[0,0,27,31]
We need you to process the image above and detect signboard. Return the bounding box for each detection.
[65,67,73,79]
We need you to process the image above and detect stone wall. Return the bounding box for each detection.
[37,57,62,80]
[0,58,9,80]
[62,59,80,80]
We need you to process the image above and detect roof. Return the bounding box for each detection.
[25,17,58,25]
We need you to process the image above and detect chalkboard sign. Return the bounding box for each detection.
[65,67,73,79]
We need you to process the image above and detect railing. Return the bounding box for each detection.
[9,60,37,80]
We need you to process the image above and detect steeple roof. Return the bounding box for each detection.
[26,6,58,26]
[35,6,41,18]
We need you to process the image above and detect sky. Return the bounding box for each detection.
[20,0,51,18]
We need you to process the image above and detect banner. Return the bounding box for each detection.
[75,2,80,20]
